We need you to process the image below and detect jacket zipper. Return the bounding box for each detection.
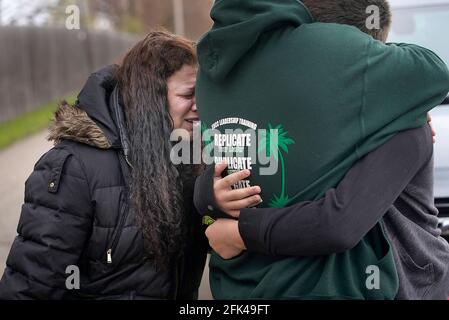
[106,198,128,264]
[106,154,132,265]
[107,249,113,264]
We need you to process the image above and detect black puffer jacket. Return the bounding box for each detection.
[0,66,208,300]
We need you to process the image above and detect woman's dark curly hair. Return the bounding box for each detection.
[117,30,199,269]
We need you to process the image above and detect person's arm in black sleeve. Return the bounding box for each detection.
[0,146,93,300]
[239,125,433,256]
[194,126,433,257]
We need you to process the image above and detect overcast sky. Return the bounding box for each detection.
[390,0,449,7]
[0,0,58,25]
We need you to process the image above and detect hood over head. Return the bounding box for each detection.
[198,0,314,82]
[48,65,131,155]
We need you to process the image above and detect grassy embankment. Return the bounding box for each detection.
[0,95,77,150]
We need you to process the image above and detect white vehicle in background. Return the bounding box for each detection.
[389,0,449,237]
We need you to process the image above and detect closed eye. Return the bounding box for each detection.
[180,93,194,99]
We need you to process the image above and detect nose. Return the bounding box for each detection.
[192,96,197,112]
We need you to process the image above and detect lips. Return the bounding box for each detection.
[185,117,200,124]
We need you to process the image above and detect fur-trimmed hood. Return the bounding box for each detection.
[48,102,112,149]
[48,65,131,155]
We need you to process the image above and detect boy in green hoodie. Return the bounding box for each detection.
[195,0,449,299]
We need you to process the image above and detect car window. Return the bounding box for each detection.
[388,5,449,66]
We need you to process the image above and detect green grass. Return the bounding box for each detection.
[0,95,77,150]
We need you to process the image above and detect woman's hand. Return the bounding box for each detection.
[213,162,262,218]
[206,219,247,260]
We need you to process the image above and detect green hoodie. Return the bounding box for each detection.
[196,0,449,300]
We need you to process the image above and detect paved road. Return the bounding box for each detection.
[0,131,212,299]
[0,131,53,272]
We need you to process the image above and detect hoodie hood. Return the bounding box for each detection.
[198,0,313,82]
[48,65,131,155]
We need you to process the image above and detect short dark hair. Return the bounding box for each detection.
[302,0,392,42]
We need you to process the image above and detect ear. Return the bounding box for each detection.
[381,27,390,43]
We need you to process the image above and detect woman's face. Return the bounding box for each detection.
[167,64,199,137]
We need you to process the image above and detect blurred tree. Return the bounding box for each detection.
[47,0,81,27]
[4,0,213,39]
[183,0,213,40]
[84,0,213,39]
[88,0,145,33]
[47,0,149,33]
[137,0,214,39]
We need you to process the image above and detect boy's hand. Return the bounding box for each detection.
[205,219,246,260]
[213,162,262,218]
[428,114,436,144]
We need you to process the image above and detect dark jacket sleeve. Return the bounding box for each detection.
[177,177,209,300]
[239,125,433,256]
[0,146,93,300]
[193,164,229,220]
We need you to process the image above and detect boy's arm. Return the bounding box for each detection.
[195,125,433,257]
[361,41,449,144]
[240,125,433,256]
